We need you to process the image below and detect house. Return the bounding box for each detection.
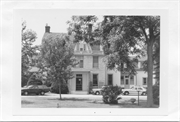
[41,25,151,94]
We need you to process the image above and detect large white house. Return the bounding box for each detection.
[41,25,150,94]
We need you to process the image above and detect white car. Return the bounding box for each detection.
[122,86,147,95]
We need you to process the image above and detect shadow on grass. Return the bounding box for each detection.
[21,100,34,104]
[47,98,91,101]
[88,99,158,108]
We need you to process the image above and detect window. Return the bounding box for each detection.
[143,77,147,85]
[80,48,83,51]
[93,74,98,86]
[79,60,83,68]
[121,76,124,85]
[76,43,79,51]
[93,56,99,68]
[130,76,134,85]
[108,74,113,85]
[84,44,86,51]
[125,76,129,78]
[75,56,84,68]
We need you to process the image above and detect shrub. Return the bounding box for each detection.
[101,85,122,104]
[50,82,69,94]
[88,81,93,94]
[153,85,159,105]
[27,74,43,85]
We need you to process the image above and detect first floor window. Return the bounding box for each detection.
[143,77,147,85]
[130,76,134,85]
[121,76,124,85]
[93,74,98,86]
[108,74,113,85]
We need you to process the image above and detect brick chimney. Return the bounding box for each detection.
[45,24,50,33]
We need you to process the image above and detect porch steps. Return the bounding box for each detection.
[70,91,88,95]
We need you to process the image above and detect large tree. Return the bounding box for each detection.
[40,34,77,99]
[21,21,39,86]
[67,16,160,107]
[98,16,160,107]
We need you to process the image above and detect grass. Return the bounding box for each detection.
[21,95,159,108]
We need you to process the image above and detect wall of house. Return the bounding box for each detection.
[107,69,121,86]
[135,71,147,87]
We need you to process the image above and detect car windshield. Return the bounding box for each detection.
[27,85,34,88]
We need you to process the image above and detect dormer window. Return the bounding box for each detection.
[80,48,83,51]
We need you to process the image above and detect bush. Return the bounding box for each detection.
[153,85,159,105]
[27,74,43,85]
[88,81,93,94]
[50,82,69,94]
[101,85,122,104]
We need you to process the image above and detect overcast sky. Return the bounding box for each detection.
[19,9,103,46]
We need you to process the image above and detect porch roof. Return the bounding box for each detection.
[71,68,90,72]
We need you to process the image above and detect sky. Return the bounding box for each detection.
[18,9,103,46]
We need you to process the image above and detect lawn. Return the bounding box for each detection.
[21,95,159,108]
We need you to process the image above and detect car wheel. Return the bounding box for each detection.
[142,92,146,95]
[124,91,129,95]
[95,91,100,95]
[40,91,45,95]
[24,91,28,95]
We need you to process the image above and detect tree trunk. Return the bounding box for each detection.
[59,82,62,100]
[147,40,154,107]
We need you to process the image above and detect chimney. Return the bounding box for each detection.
[45,24,50,33]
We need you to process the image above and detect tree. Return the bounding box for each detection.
[98,16,160,107]
[67,16,98,44]
[67,16,160,107]
[40,34,77,99]
[21,21,39,86]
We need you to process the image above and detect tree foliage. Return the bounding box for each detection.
[40,34,77,99]
[67,16,98,44]
[98,16,160,107]
[67,16,160,107]
[21,21,39,86]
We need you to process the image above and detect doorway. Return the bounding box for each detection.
[76,74,82,91]
[124,76,130,89]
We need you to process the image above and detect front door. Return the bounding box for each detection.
[124,76,130,89]
[76,74,82,91]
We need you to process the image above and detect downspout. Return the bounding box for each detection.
[136,73,137,86]
[105,66,107,86]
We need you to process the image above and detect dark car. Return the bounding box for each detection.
[21,85,50,95]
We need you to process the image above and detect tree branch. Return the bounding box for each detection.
[154,32,160,39]
[139,22,148,42]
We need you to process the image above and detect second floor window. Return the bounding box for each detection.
[75,56,84,68]
[79,60,83,68]
[121,76,124,85]
[93,56,99,68]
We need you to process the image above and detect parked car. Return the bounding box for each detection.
[21,85,50,95]
[91,88,102,95]
[91,86,113,95]
[122,86,147,95]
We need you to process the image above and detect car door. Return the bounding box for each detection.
[129,87,138,95]
[30,85,38,94]
[137,87,143,95]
